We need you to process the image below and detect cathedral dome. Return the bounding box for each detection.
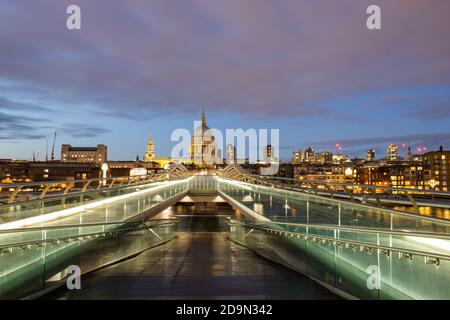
[194,122,211,137]
[190,109,218,167]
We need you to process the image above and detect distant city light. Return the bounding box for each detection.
[345,167,353,176]
[416,146,428,154]
[130,167,147,177]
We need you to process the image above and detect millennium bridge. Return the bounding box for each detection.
[1,165,450,300]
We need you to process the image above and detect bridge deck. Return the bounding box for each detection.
[44,231,339,300]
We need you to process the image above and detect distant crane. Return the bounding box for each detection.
[45,136,49,161]
[50,131,57,161]
[32,150,40,162]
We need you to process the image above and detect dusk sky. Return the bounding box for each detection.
[1,0,450,161]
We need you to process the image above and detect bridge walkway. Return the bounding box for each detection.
[44,214,339,300]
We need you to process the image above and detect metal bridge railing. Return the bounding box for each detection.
[0,219,178,299]
[0,163,191,206]
[227,218,450,258]
[227,218,450,300]
[0,176,190,230]
[188,174,218,191]
[218,167,450,214]
[217,176,450,234]
[0,174,166,205]
[247,174,450,198]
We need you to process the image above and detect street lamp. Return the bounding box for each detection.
[101,163,109,186]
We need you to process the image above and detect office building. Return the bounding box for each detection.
[366,149,375,162]
[61,144,107,163]
[386,144,399,161]
[422,146,450,191]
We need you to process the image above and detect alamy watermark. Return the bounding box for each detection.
[366,265,381,290]
[66,265,81,290]
[366,5,381,30]
[66,5,81,30]
[66,4,381,31]
[171,121,280,175]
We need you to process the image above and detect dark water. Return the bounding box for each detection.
[391,205,450,220]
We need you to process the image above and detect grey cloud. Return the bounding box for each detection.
[368,93,450,120]
[0,97,53,113]
[405,100,450,120]
[0,0,449,120]
[0,111,47,140]
[0,111,41,124]
[0,106,110,144]
[58,125,110,138]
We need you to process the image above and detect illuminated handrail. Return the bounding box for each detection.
[0,175,153,205]
[0,172,190,205]
[227,218,450,240]
[218,170,450,215]
[0,218,178,234]
[227,219,450,262]
[0,177,180,207]
[0,219,178,250]
[217,176,450,226]
[0,217,179,299]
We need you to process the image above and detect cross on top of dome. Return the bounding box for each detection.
[201,108,206,126]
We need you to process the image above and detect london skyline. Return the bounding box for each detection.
[1,0,450,161]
